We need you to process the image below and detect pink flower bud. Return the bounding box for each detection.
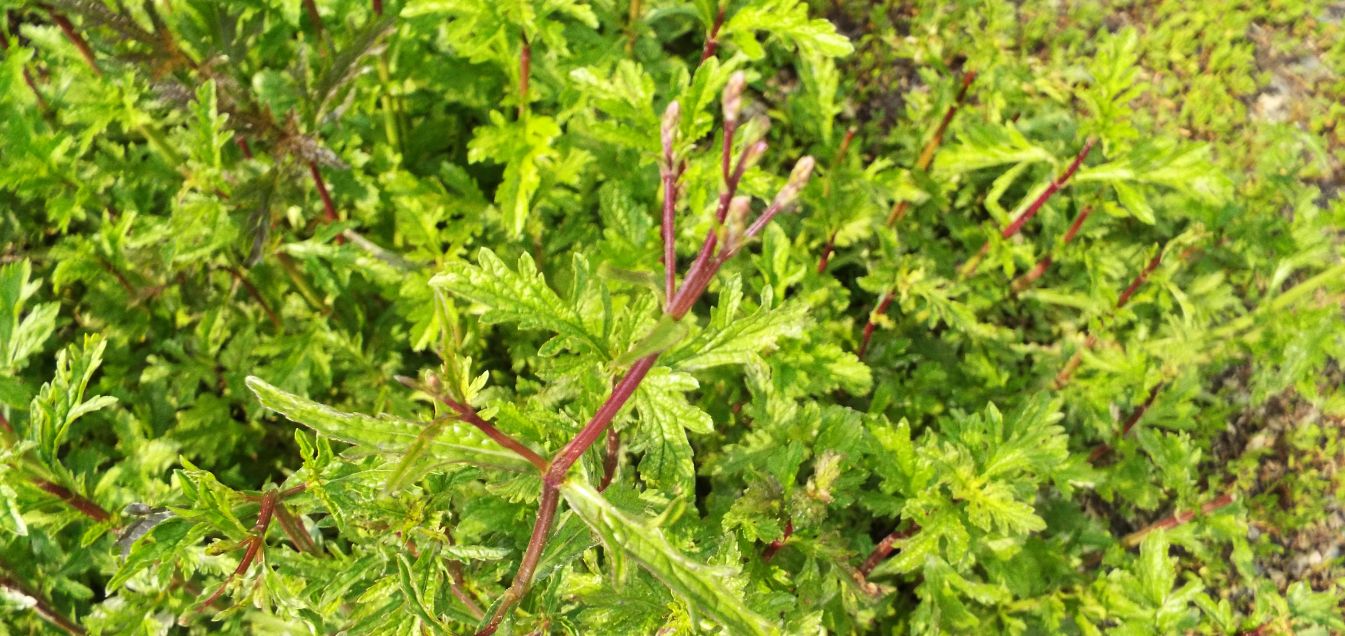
[661,100,681,155]
[722,72,746,125]
[741,140,768,171]
[770,156,816,210]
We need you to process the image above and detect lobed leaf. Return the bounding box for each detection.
[560,480,778,636]
[245,376,534,472]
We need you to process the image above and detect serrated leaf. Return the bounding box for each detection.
[666,278,807,371]
[723,0,852,60]
[108,518,203,592]
[559,480,777,636]
[245,376,533,472]
[442,545,512,561]
[430,248,603,354]
[633,370,710,496]
[1,259,58,373]
[466,112,561,237]
[1138,533,1175,606]
[28,335,116,463]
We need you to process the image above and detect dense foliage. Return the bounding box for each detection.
[2,0,1344,634]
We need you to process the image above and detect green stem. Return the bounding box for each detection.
[136,123,185,167]
[376,55,402,155]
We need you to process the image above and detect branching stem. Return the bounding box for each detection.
[1012,205,1092,293]
[885,71,975,227]
[699,6,725,62]
[761,519,793,561]
[1122,491,1235,547]
[478,82,814,633]
[0,561,85,635]
[195,485,307,614]
[397,376,548,471]
[854,522,919,584]
[34,479,111,523]
[1087,381,1166,463]
[960,138,1095,278]
[45,8,100,76]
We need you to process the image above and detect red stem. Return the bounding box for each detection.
[307,162,338,223]
[816,128,856,273]
[699,6,725,62]
[661,128,680,306]
[46,9,101,76]
[0,30,51,113]
[1001,138,1096,240]
[914,70,976,172]
[0,564,86,635]
[442,397,548,471]
[860,72,979,352]
[272,502,318,555]
[302,0,325,39]
[857,523,919,577]
[1087,381,1166,463]
[373,0,383,16]
[196,489,281,612]
[1011,205,1092,293]
[1122,492,1235,546]
[481,97,813,631]
[547,356,660,484]
[857,292,894,359]
[817,232,838,273]
[225,266,282,332]
[886,71,976,227]
[1061,204,1093,244]
[1116,249,1164,309]
[401,377,548,471]
[961,138,1095,278]
[235,136,254,159]
[34,480,111,523]
[1055,246,1166,388]
[479,486,559,636]
[761,519,793,561]
[598,427,620,492]
[667,136,755,319]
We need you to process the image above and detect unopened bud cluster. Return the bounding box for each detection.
[771,156,816,210]
[722,72,745,126]
[661,100,681,173]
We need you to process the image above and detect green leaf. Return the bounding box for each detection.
[633,369,710,495]
[933,123,1053,176]
[245,376,533,472]
[666,278,807,371]
[616,316,689,366]
[722,0,852,60]
[189,80,230,170]
[442,545,511,561]
[431,248,603,354]
[559,480,777,636]
[0,259,58,373]
[466,112,561,237]
[27,335,116,463]
[1137,533,1176,606]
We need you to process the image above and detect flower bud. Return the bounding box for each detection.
[770,156,816,210]
[661,100,681,156]
[722,72,746,125]
[741,140,768,172]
